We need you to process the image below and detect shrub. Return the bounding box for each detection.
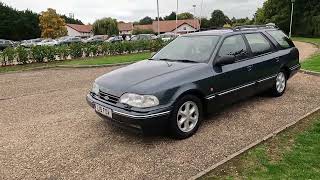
[31,46,46,63]
[69,43,83,58]
[3,47,15,65]
[16,46,29,64]
[43,46,56,62]
[56,45,69,60]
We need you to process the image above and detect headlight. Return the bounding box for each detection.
[119,93,159,108]
[92,83,100,94]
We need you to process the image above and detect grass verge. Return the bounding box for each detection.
[0,52,150,73]
[292,37,320,73]
[200,111,320,180]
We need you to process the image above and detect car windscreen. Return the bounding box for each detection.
[152,36,220,63]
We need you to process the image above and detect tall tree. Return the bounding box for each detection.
[164,12,177,20]
[0,2,41,40]
[200,18,211,29]
[61,15,83,25]
[93,17,119,36]
[210,10,228,28]
[39,8,67,39]
[139,16,153,25]
[177,12,194,20]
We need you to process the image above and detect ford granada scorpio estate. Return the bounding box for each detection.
[87,25,300,139]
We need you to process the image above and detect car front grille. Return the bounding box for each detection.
[98,90,119,104]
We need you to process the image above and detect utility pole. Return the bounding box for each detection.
[175,0,179,35]
[199,0,204,31]
[289,0,295,38]
[157,0,160,35]
[193,5,196,32]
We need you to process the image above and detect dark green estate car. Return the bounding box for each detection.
[87,25,300,139]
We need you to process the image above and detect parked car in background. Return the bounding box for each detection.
[106,36,123,43]
[21,38,43,48]
[58,36,82,45]
[130,34,157,41]
[87,25,300,139]
[37,39,58,46]
[0,39,14,50]
[157,33,179,41]
[84,35,108,43]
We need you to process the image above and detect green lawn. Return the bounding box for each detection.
[201,112,320,180]
[0,52,150,73]
[292,37,320,72]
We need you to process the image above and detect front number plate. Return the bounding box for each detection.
[95,104,112,118]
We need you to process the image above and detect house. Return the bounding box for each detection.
[152,19,200,34]
[133,19,200,34]
[66,24,93,38]
[118,22,134,35]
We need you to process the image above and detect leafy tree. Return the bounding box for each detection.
[200,18,211,29]
[210,10,228,28]
[39,8,68,39]
[139,16,153,25]
[164,12,177,20]
[177,12,194,20]
[0,2,41,40]
[93,17,119,36]
[61,15,83,25]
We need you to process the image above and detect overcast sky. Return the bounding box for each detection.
[2,0,265,24]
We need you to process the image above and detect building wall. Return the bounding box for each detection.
[66,26,93,38]
[173,24,197,34]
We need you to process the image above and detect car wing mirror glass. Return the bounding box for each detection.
[215,55,235,66]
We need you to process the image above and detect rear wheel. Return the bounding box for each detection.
[169,95,203,139]
[270,71,287,97]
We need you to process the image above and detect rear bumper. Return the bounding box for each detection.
[289,64,301,78]
[86,94,172,134]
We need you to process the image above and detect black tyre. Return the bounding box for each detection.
[169,95,203,139]
[270,71,287,97]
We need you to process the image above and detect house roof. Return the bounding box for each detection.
[118,23,133,31]
[134,24,154,31]
[66,24,93,33]
[152,19,200,33]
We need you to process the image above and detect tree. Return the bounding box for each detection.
[210,10,228,28]
[93,17,119,36]
[164,12,177,20]
[139,16,153,25]
[39,8,67,39]
[177,12,194,20]
[200,18,211,29]
[0,2,41,40]
[61,15,83,25]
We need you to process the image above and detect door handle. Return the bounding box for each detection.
[275,57,280,62]
[247,65,253,71]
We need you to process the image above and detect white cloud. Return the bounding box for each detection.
[1,0,265,24]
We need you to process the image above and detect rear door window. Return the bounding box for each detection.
[244,33,272,56]
[218,35,249,61]
[267,30,294,49]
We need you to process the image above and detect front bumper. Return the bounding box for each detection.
[86,94,172,134]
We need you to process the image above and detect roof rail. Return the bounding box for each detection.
[233,23,278,31]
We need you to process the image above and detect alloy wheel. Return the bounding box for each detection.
[176,101,199,133]
[276,72,286,93]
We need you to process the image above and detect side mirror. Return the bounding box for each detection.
[215,55,235,66]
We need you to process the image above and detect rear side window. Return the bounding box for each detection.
[267,30,294,49]
[218,35,248,61]
[245,33,272,56]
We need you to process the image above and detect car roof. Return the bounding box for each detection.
[182,24,279,37]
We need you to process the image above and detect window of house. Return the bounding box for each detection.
[245,33,272,56]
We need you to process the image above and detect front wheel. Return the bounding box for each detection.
[270,71,287,97]
[169,95,203,139]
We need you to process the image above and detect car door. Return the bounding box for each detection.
[209,34,257,108]
[243,32,278,91]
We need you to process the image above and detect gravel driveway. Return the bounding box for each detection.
[1,43,319,179]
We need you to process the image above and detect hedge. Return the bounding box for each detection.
[0,39,169,66]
